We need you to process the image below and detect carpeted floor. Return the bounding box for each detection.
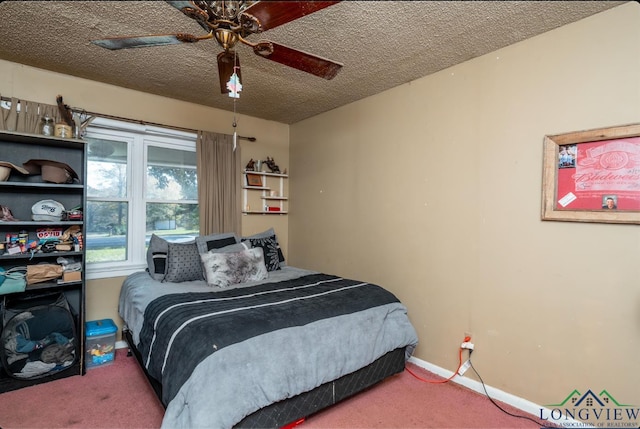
[302,365,546,428]
[0,348,548,428]
[0,349,164,429]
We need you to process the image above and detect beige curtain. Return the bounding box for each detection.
[0,95,62,133]
[196,131,242,236]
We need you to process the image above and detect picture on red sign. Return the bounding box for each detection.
[558,144,576,168]
[602,195,618,210]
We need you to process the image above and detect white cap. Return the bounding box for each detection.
[32,199,65,221]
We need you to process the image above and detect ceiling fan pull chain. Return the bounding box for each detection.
[232,118,237,152]
[230,48,239,152]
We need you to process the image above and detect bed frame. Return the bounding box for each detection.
[123,328,407,428]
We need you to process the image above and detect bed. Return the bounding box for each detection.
[118,229,419,429]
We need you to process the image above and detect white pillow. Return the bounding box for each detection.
[200,247,268,288]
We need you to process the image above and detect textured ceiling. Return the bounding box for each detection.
[0,1,626,124]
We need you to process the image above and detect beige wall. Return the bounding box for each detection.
[289,2,640,408]
[0,59,290,338]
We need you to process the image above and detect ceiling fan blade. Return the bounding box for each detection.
[92,33,212,50]
[165,0,197,12]
[253,41,342,80]
[217,51,241,94]
[92,35,183,50]
[242,1,340,31]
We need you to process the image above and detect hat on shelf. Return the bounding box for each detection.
[0,161,29,181]
[31,199,65,221]
[22,159,79,184]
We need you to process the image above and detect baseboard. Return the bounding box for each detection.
[116,340,128,349]
[407,356,589,428]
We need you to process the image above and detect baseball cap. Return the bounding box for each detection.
[32,199,65,221]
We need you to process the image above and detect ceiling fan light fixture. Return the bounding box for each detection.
[215,28,239,50]
[208,0,248,21]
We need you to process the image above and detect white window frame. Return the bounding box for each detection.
[84,117,197,280]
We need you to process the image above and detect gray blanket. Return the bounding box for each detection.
[119,268,418,429]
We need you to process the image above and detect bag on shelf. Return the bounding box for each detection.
[0,267,27,295]
[26,264,63,285]
[1,292,77,379]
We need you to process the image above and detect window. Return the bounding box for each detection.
[84,118,198,279]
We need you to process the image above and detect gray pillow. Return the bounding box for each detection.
[196,232,240,254]
[146,234,169,281]
[163,241,204,283]
[200,247,268,288]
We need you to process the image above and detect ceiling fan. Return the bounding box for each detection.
[91,1,343,94]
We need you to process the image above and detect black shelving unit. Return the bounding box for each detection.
[0,130,87,393]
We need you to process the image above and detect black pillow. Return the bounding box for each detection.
[241,228,285,268]
[243,235,282,272]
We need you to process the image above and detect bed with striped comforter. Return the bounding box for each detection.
[119,267,418,429]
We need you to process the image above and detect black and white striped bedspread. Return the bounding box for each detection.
[140,273,395,401]
[137,272,418,428]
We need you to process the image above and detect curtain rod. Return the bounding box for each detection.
[0,95,257,142]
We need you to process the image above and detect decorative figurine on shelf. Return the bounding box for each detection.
[264,157,281,174]
[245,159,255,171]
[56,95,76,138]
[56,95,75,127]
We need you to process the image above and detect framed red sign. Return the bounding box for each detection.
[542,123,640,224]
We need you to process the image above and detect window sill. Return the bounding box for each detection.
[86,263,146,280]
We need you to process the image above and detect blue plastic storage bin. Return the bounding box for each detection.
[85,319,117,368]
